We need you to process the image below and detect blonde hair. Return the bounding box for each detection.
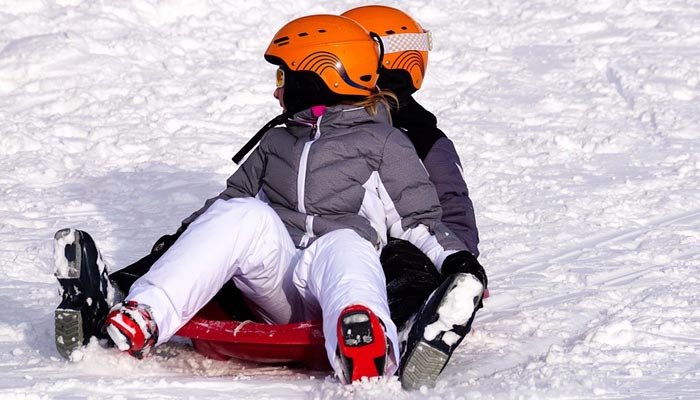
[352,89,399,118]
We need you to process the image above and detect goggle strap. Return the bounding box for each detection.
[379,31,432,54]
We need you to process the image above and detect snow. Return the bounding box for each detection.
[54,230,76,279]
[423,274,482,344]
[1,0,699,398]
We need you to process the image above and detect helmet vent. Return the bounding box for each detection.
[298,32,308,37]
[385,30,395,35]
[273,36,290,46]
[318,29,327,33]
[360,75,372,82]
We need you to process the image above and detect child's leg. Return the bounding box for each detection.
[293,229,399,378]
[126,197,299,344]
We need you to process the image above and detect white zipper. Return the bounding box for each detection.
[299,214,315,247]
[297,115,323,246]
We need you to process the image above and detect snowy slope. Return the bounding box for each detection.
[1,0,699,398]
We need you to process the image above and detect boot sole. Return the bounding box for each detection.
[54,228,84,359]
[336,305,388,383]
[400,273,484,390]
[400,341,447,391]
[54,228,81,280]
[422,274,483,342]
[55,309,83,359]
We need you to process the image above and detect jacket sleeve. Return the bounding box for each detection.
[377,128,468,270]
[423,137,480,257]
[181,145,266,226]
[391,96,480,256]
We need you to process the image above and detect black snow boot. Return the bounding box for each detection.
[398,272,484,390]
[54,228,122,358]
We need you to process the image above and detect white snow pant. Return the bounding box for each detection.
[127,197,398,376]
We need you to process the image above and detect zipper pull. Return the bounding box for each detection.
[311,113,323,140]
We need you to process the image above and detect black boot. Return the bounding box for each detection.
[54,228,122,358]
[399,272,484,390]
[381,239,442,329]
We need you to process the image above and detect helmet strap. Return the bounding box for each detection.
[370,32,385,75]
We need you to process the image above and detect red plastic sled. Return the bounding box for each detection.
[176,289,489,370]
[176,301,329,370]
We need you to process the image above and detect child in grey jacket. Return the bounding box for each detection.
[54,11,487,389]
[100,14,483,385]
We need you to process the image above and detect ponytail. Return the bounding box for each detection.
[352,90,399,118]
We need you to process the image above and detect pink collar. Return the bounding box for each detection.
[310,105,326,118]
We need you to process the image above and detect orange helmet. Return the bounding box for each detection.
[264,15,380,97]
[342,5,431,92]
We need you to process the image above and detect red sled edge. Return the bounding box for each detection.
[176,288,490,370]
[175,302,329,370]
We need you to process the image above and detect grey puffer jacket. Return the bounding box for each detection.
[183,104,467,269]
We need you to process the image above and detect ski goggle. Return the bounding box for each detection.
[276,68,285,88]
